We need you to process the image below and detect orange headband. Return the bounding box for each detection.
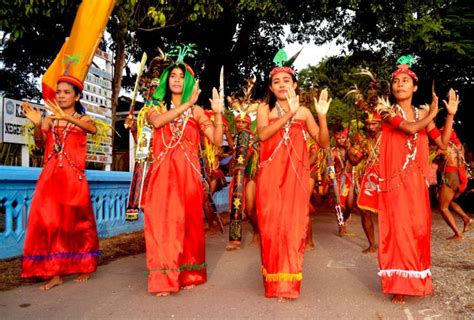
[57,74,84,92]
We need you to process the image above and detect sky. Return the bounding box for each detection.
[283,40,344,71]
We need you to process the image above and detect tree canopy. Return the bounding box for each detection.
[1,0,472,148]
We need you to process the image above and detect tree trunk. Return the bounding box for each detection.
[110,19,128,170]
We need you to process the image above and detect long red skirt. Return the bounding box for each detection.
[144,118,206,293]
[378,124,432,296]
[256,119,310,299]
[21,128,99,278]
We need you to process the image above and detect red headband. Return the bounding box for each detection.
[57,74,84,92]
[269,66,296,78]
[334,128,349,138]
[391,64,418,82]
[236,114,252,124]
[365,112,382,122]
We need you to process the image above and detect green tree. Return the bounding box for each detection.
[0,0,81,99]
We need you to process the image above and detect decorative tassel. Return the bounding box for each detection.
[378,268,432,279]
[262,266,302,282]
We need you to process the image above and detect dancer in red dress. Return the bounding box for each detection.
[144,46,224,297]
[376,56,459,304]
[21,75,99,290]
[256,51,330,300]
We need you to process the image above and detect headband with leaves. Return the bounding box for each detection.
[269,48,302,78]
[391,54,418,82]
[152,43,198,105]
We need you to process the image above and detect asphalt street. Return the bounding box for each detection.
[0,210,459,319]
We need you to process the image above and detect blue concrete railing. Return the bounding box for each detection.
[0,166,230,259]
[0,166,142,259]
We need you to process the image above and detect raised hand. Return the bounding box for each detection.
[285,86,299,114]
[443,88,459,116]
[314,88,332,115]
[209,87,224,114]
[44,100,67,120]
[21,102,42,126]
[189,80,201,108]
[124,115,137,131]
[429,92,439,119]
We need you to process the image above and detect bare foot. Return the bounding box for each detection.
[277,296,295,303]
[305,241,315,251]
[205,227,219,236]
[250,233,260,246]
[339,225,348,237]
[40,276,63,290]
[74,274,90,283]
[225,241,241,251]
[156,292,171,297]
[362,245,377,254]
[446,234,464,240]
[391,294,406,304]
[181,285,195,290]
[463,219,473,233]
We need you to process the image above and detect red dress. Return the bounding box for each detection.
[256,119,310,299]
[144,114,206,293]
[378,121,432,296]
[21,125,99,278]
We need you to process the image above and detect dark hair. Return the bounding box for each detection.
[265,72,298,110]
[332,124,345,134]
[163,64,187,111]
[58,80,86,115]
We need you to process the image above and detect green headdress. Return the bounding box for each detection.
[152,44,197,105]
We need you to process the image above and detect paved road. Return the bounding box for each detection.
[0,211,456,319]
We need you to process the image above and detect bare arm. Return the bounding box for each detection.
[201,87,225,146]
[427,88,459,150]
[124,116,138,144]
[147,101,194,128]
[44,100,97,134]
[257,103,295,141]
[394,99,438,135]
[312,89,330,148]
[309,147,318,165]
[147,81,200,129]
[21,102,50,148]
[196,106,224,146]
[63,115,97,134]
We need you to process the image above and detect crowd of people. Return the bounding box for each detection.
[19,48,472,306]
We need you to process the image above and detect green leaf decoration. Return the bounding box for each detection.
[168,43,198,64]
[285,47,303,67]
[396,55,417,67]
[62,54,81,65]
[273,49,288,67]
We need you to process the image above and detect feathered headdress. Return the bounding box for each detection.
[227,75,260,123]
[346,69,387,122]
[140,48,172,99]
[269,48,302,78]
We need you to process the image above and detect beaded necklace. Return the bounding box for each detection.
[379,105,421,193]
[367,133,381,164]
[394,104,419,170]
[161,103,191,149]
[52,112,77,154]
[258,103,309,196]
[44,113,85,179]
[275,102,293,142]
